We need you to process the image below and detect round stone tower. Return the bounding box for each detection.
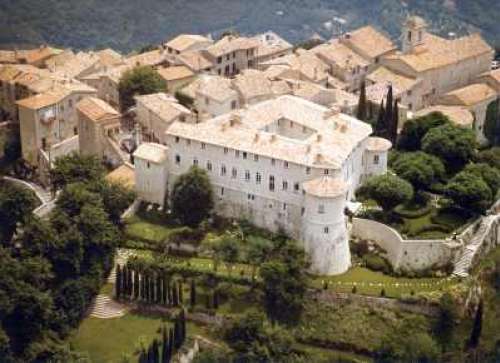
[301,176,351,275]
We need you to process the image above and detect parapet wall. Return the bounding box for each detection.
[352,218,456,271]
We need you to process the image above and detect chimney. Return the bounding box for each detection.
[340,123,348,133]
[316,134,323,142]
[254,133,260,142]
[229,113,241,127]
[270,134,277,142]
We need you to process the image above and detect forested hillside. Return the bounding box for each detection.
[0,0,499,53]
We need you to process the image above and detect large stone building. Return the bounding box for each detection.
[133,95,391,275]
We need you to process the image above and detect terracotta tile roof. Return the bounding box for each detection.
[76,97,119,122]
[21,46,61,65]
[0,51,17,64]
[106,163,135,189]
[166,34,213,53]
[135,93,191,122]
[313,40,369,70]
[367,66,420,92]
[386,33,493,73]
[157,66,194,81]
[96,49,124,67]
[252,32,292,59]
[365,137,392,152]
[233,69,273,100]
[177,50,213,71]
[303,176,348,198]
[342,26,396,59]
[440,83,497,106]
[196,75,236,102]
[206,36,260,58]
[16,88,68,109]
[126,50,166,67]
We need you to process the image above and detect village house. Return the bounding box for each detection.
[16,80,96,180]
[133,95,391,275]
[339,26,397,65]
[77,97,125,166]
[135,93,193,144]
[164,34,214,55]
[438,83,498,144]
[156,66,196,93]
[380,16,494,111]
[252,31,293,65]
[477,68,500,94]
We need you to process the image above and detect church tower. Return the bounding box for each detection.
[402,16,427,54]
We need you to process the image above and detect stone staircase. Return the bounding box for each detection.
[453,215,498,278]
[89,295,127,319]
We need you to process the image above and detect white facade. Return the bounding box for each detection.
[133,96,391,275]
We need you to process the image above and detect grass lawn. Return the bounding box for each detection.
[313,267,457,298]
[70,311,211,363]
[125,214,174,243]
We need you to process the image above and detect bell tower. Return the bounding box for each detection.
[402,16,427,54]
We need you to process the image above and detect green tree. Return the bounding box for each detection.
[118,65,166,111]
[468,300,483,349]
[434,292,459,350]
[356,174,414,214]
[390,99,399,144]
[50,153,105,191]
[246,236,272,279]
[190,279,196,307]
[356,78,367,122]
[484,99,500,146]
[397,112,450,151]
[0,181,37,242]
[463,163,500,197]
[392,151,445,191]
[422,124,476,172]
[374,99,385,137]
[260,240,308,325]
[171,166,214,227]
[116,264,123,299]
[384,85,393,140]
[476,147,500,170]
[3,132,21,163]
[213,234,240,276]
[445,171,493,213]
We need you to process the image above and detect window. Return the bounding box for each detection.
[247,194,255,201]
[408,103,413,111]
[226,54,230,61]
[186,139,191,146]
[374,155,380,165]
[254,154,259,162]
[306,167,311,175]
[205,97,210,105]
[408,31,412,42]
[232,168,237,178]
[271,158,276,166]
[73,127,78,135]
[284,161,289,169]
[324,227,329,234]
[175,136,180,143]
[235,150,240,158]
[242,152,247,159]
[282,180,288,190]
[245,170,250,181]
[301,207,305,216]
[324,169,329,175]
[221,187,224,196]
[221,165,227,176]
[175,154,181,164]
[231,100,237,110]
[224,147,229,154]
[256,172,262,184]
[217,56,222,64]
[201,142,206,150]
[283,203,287,211]
[269,176,275,191]
[193,158,198,166]
[68,99,73,108]
[294,183,300,192]
[207,161,212,171]
[318,205,325,214]
[147,161,150,169]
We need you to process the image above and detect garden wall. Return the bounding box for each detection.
[352,218,456,272]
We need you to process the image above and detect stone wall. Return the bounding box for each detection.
[352,218,457,271]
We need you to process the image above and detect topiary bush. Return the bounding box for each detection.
[363,254,392,274]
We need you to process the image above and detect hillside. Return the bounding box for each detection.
[0,0,499,53]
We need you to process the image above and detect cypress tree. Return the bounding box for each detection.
[122,265,128,297]
[149,275,155,303]
[384,84,393,138]
[469,300,484,349]
[152,339,160,363]
[180,308,187,344]
[213,289,219,310]
[115,264,122,300]
[127,267,133,297]
[368,101,374,122]
[178,281,183,305]
[156,274,162,304]
[145,273,150,302]
[172,281,179,307]
[205,293,211,310]
[375,99,385,136]
[391,99,400,144]
[168,327,175,354]
[168,280,173,306]
[141,272,146,300]
[162,276,168,305]
[190,279,196,307]
[134,269,140,300]
[174,316,182,349]
[356,78,367,121]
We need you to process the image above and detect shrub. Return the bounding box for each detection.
[167,226,205,246]
[394,201,432,219]
[363,254,392,274]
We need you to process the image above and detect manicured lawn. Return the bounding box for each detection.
[314,267,457,298]
[125,214,174,243]
[70,311,210,363]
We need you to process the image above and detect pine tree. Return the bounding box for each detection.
[356,78,367,121]
[115,264,122,300]
[391,99,400,144]
[468,300,484,349]
[190,279,196,307]
[375,99,385,136]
